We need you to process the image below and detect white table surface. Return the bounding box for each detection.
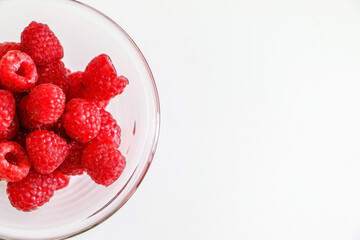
[75,0,360,239]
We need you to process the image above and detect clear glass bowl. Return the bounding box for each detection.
[0,0,160,239]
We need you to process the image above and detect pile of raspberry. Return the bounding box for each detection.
[0,21,128,212]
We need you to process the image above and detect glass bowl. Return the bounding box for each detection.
[0,0,160,239]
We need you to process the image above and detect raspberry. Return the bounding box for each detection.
[7,169,58,211]
[37,61,68,93]
[18,96,53,131]
[94,100,110,109]
[0,50,37,92]
[21,21,64,66]
[26,130,69,174]
[91,109,121,148]
[62,99,101,143]
[0,90,15,131]
[0,42,20,60]
[82,143,126,186]
[66,72,110,109]
[82,54,128,101]
[0,114,19,141]
[52,170,70,190]
[26,84,65,124]
[66,71,83,100]
[58,141,84,176]
[0,141,30,182]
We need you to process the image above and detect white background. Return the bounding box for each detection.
[75,0,360,239]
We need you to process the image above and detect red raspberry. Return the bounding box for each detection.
[0,141,30,182]
[26,130,69,174]
[66,71,83,100]
[7,169,58,211]
[94,100,110,109]
[19,96,55,131]
[82,54,128,101]
[26,84,65,124]
[0,50,37,92]
[0,114,19,141]
[91,109,121,148]
[82,143,126,186]
[62,99,101,143]
[0,90,15,131]
[0,42,20,60]
[58,141,84,176]
[20,21,64,66]
[66,71,110,109]
[18,96,53,131]
[52,170,70,190]
[37,61,68,93]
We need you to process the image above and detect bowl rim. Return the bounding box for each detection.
[0,0,161,239]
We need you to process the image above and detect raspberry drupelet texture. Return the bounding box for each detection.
[0,141,31,182]
[0,50,38,92]
[0,90,15,131]
[94,100,110,109]
[18,96,54,131]
[52,170,70,190]
[91,109,121,148]
[7,169,58,211]
[65,71,110,109]
[82,54,128,101]
[62,99,101,143]
[58,141,84,176]
[82,143,126,186]
[26,130,69,174]
[0,114,19,141]
[18,96,42,130]
[26,83,66,124]
[37,61,68,93]
[21,21,64,66]
[0,42,21,60]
